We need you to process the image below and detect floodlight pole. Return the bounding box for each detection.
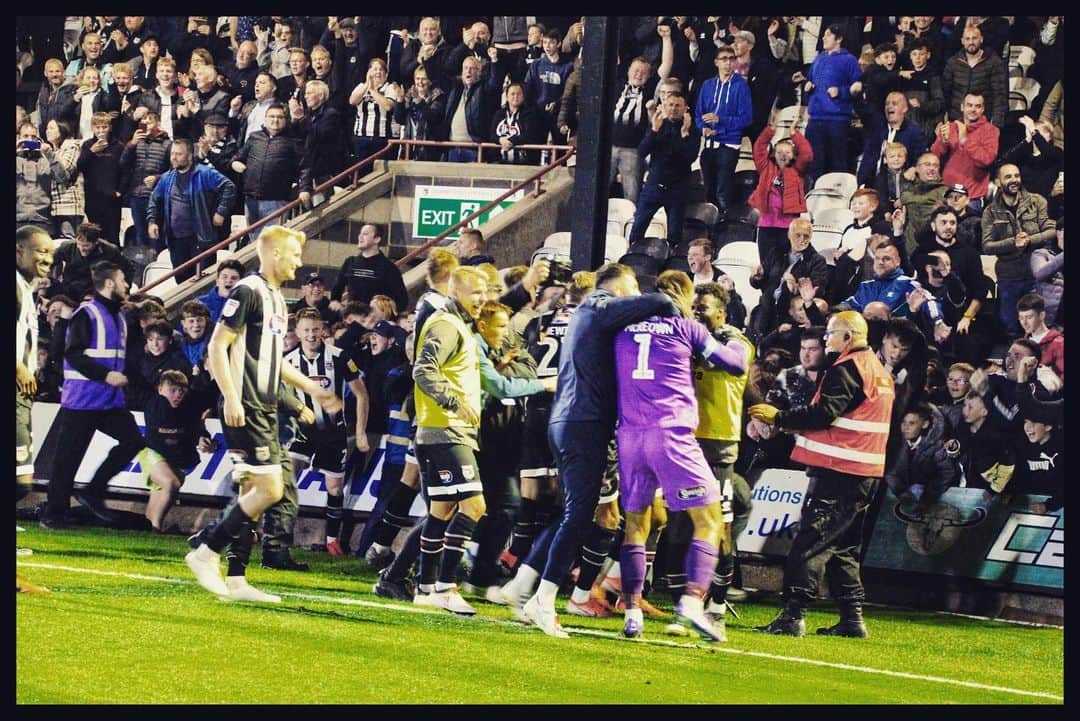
[569,16,619,271]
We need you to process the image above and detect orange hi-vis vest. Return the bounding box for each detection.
[789,346,895,477]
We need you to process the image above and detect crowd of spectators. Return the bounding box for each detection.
[18,16,1064,588]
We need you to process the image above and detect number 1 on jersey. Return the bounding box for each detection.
[631,333,655,380]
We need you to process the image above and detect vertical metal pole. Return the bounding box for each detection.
[570,17,618,271]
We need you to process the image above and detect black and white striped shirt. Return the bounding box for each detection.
[353,82,401,138]
[218,273,288,413]
[284,342,361,433]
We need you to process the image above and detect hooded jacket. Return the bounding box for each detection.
[695,72,753,146]
[806,47,862,122]
[885,403,958,505]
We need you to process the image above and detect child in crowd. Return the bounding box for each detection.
[128,319,189,410]
[874,142,913,211]
[139,370,215,531]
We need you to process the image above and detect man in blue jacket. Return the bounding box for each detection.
[147,138,236,283]
[695,45,752,223]
[525,29,575,145]
[837,242,953,345]
[518,262,680,638]
[802,24,863,183]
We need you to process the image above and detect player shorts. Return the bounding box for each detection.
[137,448,194,492]
[520,403,556,479]
[598,438,619,505]
[223,406,282,475]
[616,426,720,514]
[416,442,483,501]
[15,391,32,477]
[289,429,348,477]
[698,438,738,523]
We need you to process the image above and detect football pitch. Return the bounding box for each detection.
[16,527,1063,705]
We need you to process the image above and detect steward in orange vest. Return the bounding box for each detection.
[748,311,895,639]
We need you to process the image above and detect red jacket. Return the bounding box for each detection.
[930,115,999,200]
[1032,328,1065,382]
[748,126,813,217]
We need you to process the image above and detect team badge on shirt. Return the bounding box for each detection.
[269,313,286,336]
[438,469,454,484]
[222,298,240,317]
[460,464,475,480]
[309,374,332,390]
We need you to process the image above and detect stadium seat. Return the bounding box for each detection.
[1009,77,1041,109]
[156,248,172,267]
[714,262,761,312]
[806,191,850,220]
[734,136,755,174]
[1009,45,1036,76]
[732,169,759,205]
[663,254,691,274]
[981,254,998,283]
[607,197,637,227]
[813,207,854,234]
[628,236,671,261]
[605,233,628,262]
[542,231,572,255]
[645,221,667,240]
[142,262,177,293]
[119,207,133,245]
[813,172,858,203]
[714,241,759,267]
[618,252,662,291]
[773,104,809,135]
[686,202,720,230]
[606,219,624,237]
[811,230,842,253]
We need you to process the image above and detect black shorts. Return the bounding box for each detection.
[16,391,32,477]
[289,428,347,476]
[416,443,483,501]
[520,402,556,478]
[223,407,282,475]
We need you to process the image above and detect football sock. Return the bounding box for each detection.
[619,543,647,609]
[508,496,539,559]
[437,512,478,586]
[418,515,449,587]
[374,482,419,547]
[326,492,344,541]
[225,521,256,577]
[576,524,618,592]
[685,539,718,598]
[711,548,735,605]
[384,522,423,583]
[204,503,254,552]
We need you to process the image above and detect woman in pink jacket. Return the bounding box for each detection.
[748,123,813,264]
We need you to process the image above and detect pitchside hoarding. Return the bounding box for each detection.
[864,487,1064,592]
[30,403,426,516]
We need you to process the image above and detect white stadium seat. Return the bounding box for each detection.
[714,241,759,267]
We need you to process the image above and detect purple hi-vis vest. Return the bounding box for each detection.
[61,297,127,411]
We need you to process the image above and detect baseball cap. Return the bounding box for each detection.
[372,320,406,344]
[204,112,229,126]
[945,183,968,197]
[302,272,324,285]
[733,31,756,45]
[338,17,356,29]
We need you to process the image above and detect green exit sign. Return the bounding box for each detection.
[412,185,523,240]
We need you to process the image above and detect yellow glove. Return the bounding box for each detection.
[749,403,780,425]
[983,463,1015,494]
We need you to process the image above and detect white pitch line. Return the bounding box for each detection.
[18,561,1063,702]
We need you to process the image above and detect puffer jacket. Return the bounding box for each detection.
[980,191,1056,282]
[941,50,1007,127]
[233,130,303,200]
[120,132,172,197]
[748,125,813,216]
[885,403,958,505]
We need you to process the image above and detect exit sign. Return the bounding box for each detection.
[412,185,523,240]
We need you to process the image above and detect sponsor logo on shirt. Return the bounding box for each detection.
[438,469,454,484]
[309,374,332,390]
[222,298,240,317]
[269,313,286,336]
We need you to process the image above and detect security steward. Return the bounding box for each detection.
[748,311,895,638]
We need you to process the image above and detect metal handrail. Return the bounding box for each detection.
[393,147,575,267]
[139,138,573,295]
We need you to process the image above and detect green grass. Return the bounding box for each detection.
[16,527,1063,704]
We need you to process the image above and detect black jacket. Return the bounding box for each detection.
[885,404,958,506]
[120,132,172,198]
[441,74,503,143]
[295,103,350,193]
[331,252,409,313]
[127,345,190,411]
[401,40,454,92]
[638,119,701,187]
[76,137,125,200]
[136,87,192,140]
[489,102,543,164]
[751,243,830,332]
[234,130,303,200]
[51,242,134,302]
